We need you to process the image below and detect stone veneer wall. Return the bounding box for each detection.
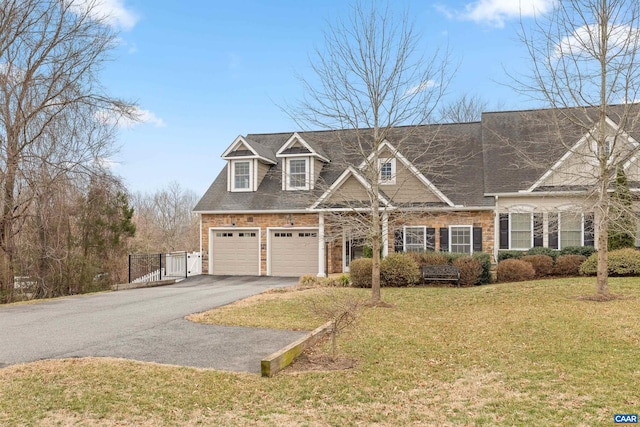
[389,210,495,261]
[200,210,496,276]
[200,213,320,275]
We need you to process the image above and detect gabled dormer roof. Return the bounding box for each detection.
[310,166,393,210]
[276,132,330,162]
[222,135,277,164]
[357,140,455,207]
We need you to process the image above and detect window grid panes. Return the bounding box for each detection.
[450,226,471,254]
[560,213,582,249]
[380,161,393,182]
[289,159,307,188]
[234,161,250,189]
[405,227,425,252]
[511,213,532,249]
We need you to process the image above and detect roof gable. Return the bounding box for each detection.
[222,136,277,164]
[276,132,330,162]
[310,166,392,210]
[357,140,455,207]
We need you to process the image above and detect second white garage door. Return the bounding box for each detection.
[210,229,260,275]
[269,229,319,277]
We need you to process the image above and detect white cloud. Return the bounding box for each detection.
[68,0,139,31]
[404,80,438,97]
[438,0,555,28]
[555,24,640,59]
[96,107,166,129]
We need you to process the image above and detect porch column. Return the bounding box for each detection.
[382,212,389,257]
[318,212,326,277]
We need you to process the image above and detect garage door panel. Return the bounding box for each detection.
[211,230,259,275]
[270,229,318,277]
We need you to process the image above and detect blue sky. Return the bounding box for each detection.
[99,0,554,197]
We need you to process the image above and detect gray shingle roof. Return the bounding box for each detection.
[194,104,640,212]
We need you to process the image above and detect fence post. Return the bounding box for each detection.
[128,254,132,283]
[185,251,188,278]
[159,253,163,280]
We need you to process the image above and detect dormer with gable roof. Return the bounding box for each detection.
[276,132,330,191]
[222,136,277,192]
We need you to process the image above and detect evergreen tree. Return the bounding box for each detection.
[608,167,636,250]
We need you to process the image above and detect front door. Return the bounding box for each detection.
[343,231,365,272]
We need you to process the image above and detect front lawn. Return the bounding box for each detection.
[2,278,639,426]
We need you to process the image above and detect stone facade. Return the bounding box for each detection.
[200,210,496,277]
[200,213,320,275]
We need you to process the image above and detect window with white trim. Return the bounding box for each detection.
[232,161,251,191]
[450,226,472,254]
[560,213,582,248]
[286,158,309,190]
[511,213,532,250]
[404,226,425,252]
[379,159,396,184]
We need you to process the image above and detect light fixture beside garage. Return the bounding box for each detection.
[287,214,294,226]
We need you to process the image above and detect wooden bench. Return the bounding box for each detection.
[421,265,461,287]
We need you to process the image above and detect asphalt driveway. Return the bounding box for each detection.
[0,275,306,373]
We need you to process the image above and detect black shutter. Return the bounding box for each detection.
[548,213,559,249]
[584,213,594,247]
[394,229,404,253]
[426,228,436,251]
[499,213,509,249]
[533,213,543,247]
[473,227,483,252]
[439,228,449,252]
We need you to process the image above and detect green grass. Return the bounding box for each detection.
[2,278,640,426]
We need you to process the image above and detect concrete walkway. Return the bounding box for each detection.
[0,275,306,373]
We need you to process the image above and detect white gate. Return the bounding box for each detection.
[187,252,201,276]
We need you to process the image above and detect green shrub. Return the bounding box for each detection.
[521,254,554,277]
[452,257,483,286]
[496,259,536,282]
[381,253,420,287]
[526,247,559,260]
[580,248,640,276]
[472,252,492,284]
[349,258,372,288]
[560,246,596,258]
[497,250,527,261]
[553,255,586,276]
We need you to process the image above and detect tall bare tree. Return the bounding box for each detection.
[517,0,640,295]
[0,0,133,299]
[290,1,453,304]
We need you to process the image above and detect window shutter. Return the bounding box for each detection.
[473,227,482,252]
[548,213,559,249]
[533,213,543,247]
[499,213,509,249]
[439,228,449,252]
[394,229,404,253]
[426,228,435,251]
[584,213,594,247]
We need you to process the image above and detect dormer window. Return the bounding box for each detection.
[379,158,396,185]
[232,160,252,191]
[285,158,309,190]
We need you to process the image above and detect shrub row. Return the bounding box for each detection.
[351,251,489,287]
[498,246,596,261]
[496,254,586,282]
[580,248,640,276]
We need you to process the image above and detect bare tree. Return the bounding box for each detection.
[131,182,199,253]
[290,1,454,304]
[0,0,134,300]
[437,94,491,123]
[516,0,640,296]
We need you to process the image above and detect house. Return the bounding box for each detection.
[194,105,640,277]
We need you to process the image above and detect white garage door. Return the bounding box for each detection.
[270,229,318,277]
[211,229,259,275]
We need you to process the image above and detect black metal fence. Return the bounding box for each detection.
[128,252,188,283]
